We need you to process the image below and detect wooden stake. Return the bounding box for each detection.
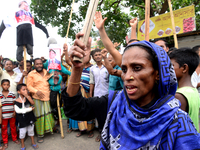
[65,0,75,43]
[145,0,150,41]
[57,93,64,138]
[168,0,178,48]
[73,0,99,62]
[23,46,27,84]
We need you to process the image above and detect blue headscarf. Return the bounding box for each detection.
[100,41,200,150]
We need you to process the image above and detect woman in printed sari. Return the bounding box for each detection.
[62,32,200,149]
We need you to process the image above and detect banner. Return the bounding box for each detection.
[138,5,196,41]
[48,44,61,70]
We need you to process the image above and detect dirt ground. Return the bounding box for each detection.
[4,120,100,150]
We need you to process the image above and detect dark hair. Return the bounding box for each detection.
[169,48,199,76]
[128,39,140,44]
[168,47,177,54]
[2,58,9,62]
[34,58,42,64]
[13,61,19,66]
[49,49,56,54]
[124,45,158,71]
[5,60,13,65]
[192,45,200,54]
[91,49,102,57]
[154,38,169,48]
[26,60,32,65]
[19,1,27,8]
[1,79,10,85]
[17,83,26,91]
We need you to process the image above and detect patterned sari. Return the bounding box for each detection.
[33,99,55,137]
[78,85,94,132]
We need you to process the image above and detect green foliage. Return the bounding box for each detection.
[96,40,104,49]
[31,0,200,44]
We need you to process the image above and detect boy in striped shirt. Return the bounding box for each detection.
[0,79,20,149]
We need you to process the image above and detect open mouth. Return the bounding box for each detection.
[126,86,137,94]
[54,76,59,84]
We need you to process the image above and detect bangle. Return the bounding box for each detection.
[69,79,83,85]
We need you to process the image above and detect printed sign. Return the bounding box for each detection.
[138,5,196,41]
[48,44,61,70]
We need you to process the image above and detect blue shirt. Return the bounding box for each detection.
[89,65,109,97]
[109,65,123,91]
[81,65,93,93]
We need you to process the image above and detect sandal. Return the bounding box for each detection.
[13,140,20,145]
[32,144,39,149]
[95,134,100,142]
[76,132,82,137]
[67,128,72,133]
[37,137,44,143]
[88,131,94,138]
[53,128,60,134]
[21,147,26,150]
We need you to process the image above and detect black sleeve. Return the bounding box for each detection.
[61,87,108,129]
[14,101,20,108]
[0,21,6,39]
[34,20,49,38]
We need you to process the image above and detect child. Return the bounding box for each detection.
[15,83,38,150]
[0,79,20,149]
[169,48,200,132]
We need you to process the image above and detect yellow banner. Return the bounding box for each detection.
[138,5,196,41]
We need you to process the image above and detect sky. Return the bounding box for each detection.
[0,0,68,60]
[0,0,128,61]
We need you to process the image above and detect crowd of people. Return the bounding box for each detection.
[0,11,200,150]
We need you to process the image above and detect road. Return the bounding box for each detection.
[5,120,100,150]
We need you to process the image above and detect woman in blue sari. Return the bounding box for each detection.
[62,32,200,149]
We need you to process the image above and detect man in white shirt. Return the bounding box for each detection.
[0,60,19,97]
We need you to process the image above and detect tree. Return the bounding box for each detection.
[31,0,200,44]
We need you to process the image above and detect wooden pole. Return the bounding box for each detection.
[57,93,64,138]
[168,0,178,48]
[145,0,150,41]
[65,0,75,43]
[23,46,27,84]
[73,0,99,62]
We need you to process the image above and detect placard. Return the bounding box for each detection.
[138,5,196,41]
[48,44,61,70]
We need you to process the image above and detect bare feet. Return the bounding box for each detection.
[13,140,20,145]
[3,143,8,149]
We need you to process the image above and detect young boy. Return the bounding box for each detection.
[15,83,38,150]
[0,79,20,149]
[169,48,200,132]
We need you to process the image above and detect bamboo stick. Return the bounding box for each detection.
[73,0,99,62]
[168,0,178,48]
[65,0,75,43]
[145,0,150,41]
[57,93,64,138]
[23,46,27,84]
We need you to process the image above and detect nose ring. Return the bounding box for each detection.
[130,76,134,80]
